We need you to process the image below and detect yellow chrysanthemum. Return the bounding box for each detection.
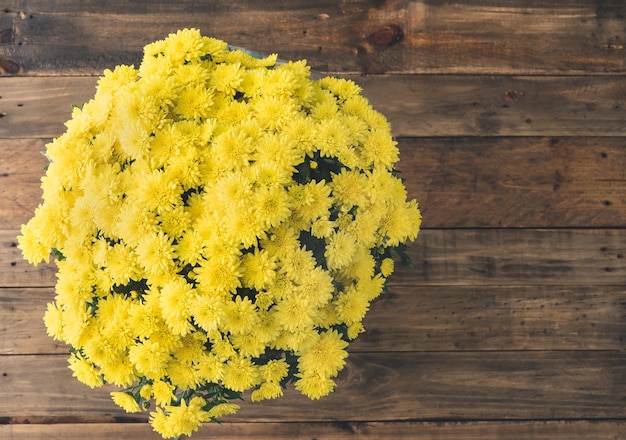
[159,276,195,336]
[194,256,242,296]
[380,257,395,277]
[68,355,103,389]
[251,381,283,402]
[297,330,348,377]
[151,396,208,439]
[205,402,240,419]
[274,295,315,333]
[222,354,260,392]
[334,285,371,326]
[152,380,176,407]
[240,248,276,291]
[261,359,289,383]
[135,231,176,277]
[111,391,141,413]
[222,296,259,335]
[294,371,336,400]
[128,340,171,380]
[324,230,357,271]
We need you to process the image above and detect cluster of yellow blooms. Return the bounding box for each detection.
[18,29,420,439]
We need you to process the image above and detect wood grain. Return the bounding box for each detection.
[1,76,625,138]
[2,351,625,423]
[4,136,626,229]
[3,420,626,440]
[0,1,624,75]
[401,137,626,227]
[1,1,625,437]
[401,229,626,286]
[3,229,625,288]
[3,285,624,356]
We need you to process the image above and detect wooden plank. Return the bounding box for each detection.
[1,1,624,75]
[1,76,625,139]
[3,229,625,288]
[356,75,626,137]
[3,420,626,440]
[3,284,625,356]
[0,139,46,230]
[400,229,626,287]
[401,137,626,228]
[0,288,65,355]
[6,137,626,229]
[2,352,625,422]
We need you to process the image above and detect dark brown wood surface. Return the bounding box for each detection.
[1,0,625,439]
[4,421,626,440]
[1,0,624,75]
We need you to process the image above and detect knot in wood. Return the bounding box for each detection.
[0,58,22,75]
[504,89,524,102]
[366,24,404,47]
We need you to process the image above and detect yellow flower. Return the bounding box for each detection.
[380,258,395,277]
[222,296,259,335]
[362,128,399,169]
[260,359,289,383]
[334,285,370,326]
[128,340,171,380]
[104,242,141,286]
[274,295,315,333]
[222,354,260,392]
[174,85,213,121]
[297,330,348,377]
[175,229,206,266]
[130,168,181,214]
[158,204,191,240]
[96,64,138,97]
[195,256,242,296]
[251,381,283,402]
[17,217,52,265]
[111,391,141,413]
[102,356,137,387]
[330,168,369,208]
[209,61,244,96]
[43,302,64,340]
[253,185,292,229]
[230,332,266,358]
[324,230,357,271]
[159,276,195,336]
[298,267,335,307]
[294,371,336,400]
[164,28,206,64]
[168,358,198,389]
[68,355,103,389]
[241,248,277,291]
[135,231,176,277]
[206,402,240,419]
[152,380,176,406]
[150,396,210,439]
[191,294,225,333]
[196,352,223,384]
[279,246,316,283]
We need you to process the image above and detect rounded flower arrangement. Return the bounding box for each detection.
[18,29,420,439]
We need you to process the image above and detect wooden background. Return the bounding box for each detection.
[1,0,625,438]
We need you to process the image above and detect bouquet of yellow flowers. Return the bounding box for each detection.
[18,29,420,439]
